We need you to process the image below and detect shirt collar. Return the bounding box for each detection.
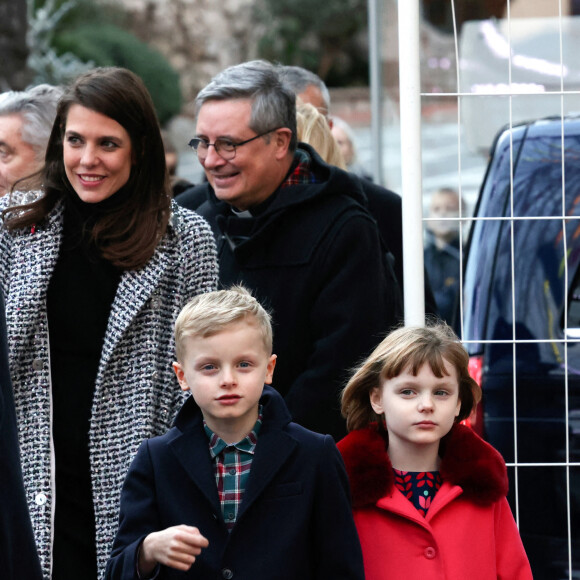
[204,405,263,458]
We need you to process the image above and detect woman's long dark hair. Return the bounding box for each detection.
[3,67,172,270]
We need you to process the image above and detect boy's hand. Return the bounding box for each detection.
[139,525,209,575]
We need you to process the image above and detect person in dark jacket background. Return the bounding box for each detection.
[177,60,402,440]
[0,292,42,579]
[424,187,464,325]
[277,64,438,317]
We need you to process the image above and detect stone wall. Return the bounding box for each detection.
[119,0,260,106]
[113,0,571,115]
[116,0,458,110]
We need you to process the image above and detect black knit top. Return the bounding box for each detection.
[47,191,125,580]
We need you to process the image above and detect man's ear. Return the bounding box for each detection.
[273,128,293,160]
[173,361,190,392]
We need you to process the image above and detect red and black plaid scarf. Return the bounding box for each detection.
[279,149,320,189]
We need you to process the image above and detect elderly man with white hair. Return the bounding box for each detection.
[0,84,62,197]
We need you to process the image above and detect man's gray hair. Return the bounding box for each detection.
[195,60,297,152]
[0,84,63,162]
[278,65,331,112]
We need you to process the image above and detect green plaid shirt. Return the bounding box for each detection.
[204,408,263,531]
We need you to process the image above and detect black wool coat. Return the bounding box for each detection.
[361,179,438,316]
[177,165,438,317]
[178,145,403,439]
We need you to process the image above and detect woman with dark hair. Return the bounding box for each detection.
[0,67,218,579]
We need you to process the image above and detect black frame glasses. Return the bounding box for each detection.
[188,128,280,161]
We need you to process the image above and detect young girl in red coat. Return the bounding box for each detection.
[337,323,533,579]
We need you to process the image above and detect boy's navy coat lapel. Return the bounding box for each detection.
[167,406,222,517]
[239,428,297,521]
[167,388,299,521]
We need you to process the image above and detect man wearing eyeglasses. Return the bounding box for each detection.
[177,60,402,440]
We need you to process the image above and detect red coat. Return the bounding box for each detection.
[337,424,533,580]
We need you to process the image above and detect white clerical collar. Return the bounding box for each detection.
[230,207,253,218]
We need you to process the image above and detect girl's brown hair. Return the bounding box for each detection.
[341,322,481,432]
[3,67,171,270]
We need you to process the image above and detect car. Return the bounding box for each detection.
[461,115,580,579]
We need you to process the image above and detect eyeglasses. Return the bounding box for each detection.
[188,128,280,161]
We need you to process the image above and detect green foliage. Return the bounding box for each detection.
[27,0,93,84]
[28,0,182,123]
[53,24,182,124]
[30,0,126,29]
[255,0,368,85]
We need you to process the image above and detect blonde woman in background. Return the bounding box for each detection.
[296,102,347,169]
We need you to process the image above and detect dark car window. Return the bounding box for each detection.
[566,272,580,335]
[464,122,580,348]
[462,128,525,349]
[461,118,580,577]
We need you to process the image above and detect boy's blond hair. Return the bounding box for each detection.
[174,286,273,362]
[341,322,481,432]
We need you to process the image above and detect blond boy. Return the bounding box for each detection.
[106,286,364,580]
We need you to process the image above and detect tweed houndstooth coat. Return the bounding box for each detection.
[0,196,218,578]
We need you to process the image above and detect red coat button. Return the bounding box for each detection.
[424,547,437,559]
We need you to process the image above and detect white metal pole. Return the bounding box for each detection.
[368,0,383,184]
[398,0,425,326]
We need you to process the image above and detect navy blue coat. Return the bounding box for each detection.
[0,294,42,579]
[105,386,364,580]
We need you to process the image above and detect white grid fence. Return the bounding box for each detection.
[390,1,580,577]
